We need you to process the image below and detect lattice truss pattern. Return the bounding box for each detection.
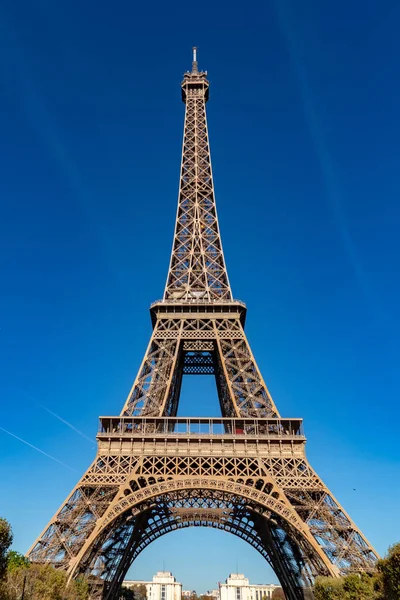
[120,316,279,419]
[164,66,231,301]
[29,442,378,600]
[27,52,379,600]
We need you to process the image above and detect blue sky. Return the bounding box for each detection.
[1,0,400,593]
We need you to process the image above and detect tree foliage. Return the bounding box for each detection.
[120,584,147,600]
[6,552,29,572]
[377,542,400,599]
[312,543,400,600]
[342,573,378,599]
[120,586,135,599]
[314,573,379,600]
[314,576,344,600]
[314,543,400,600]
[134,583,148,600]
[0,562,89,600]
[0,515,90,600]
[0,519,13,580]
[271,589,286,599]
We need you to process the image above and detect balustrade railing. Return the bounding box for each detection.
[98,416,304,439]
[150,299,247,308]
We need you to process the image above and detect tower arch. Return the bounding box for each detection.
[70,483,333,600]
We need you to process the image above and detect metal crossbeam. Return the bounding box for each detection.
[183,351,215,374]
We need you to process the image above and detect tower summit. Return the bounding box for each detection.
[28,50,378,600]
[181,47,209,102]
[166,47,224,302]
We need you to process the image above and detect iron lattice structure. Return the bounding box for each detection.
[28,50,378,600]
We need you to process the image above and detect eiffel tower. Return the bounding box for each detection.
[28,49,378,600]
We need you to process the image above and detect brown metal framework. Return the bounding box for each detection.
[27,49,378,600]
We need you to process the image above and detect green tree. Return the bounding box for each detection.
[342,573,377,599]
[314,577,344,600]
[315,573,379,600]
[0,519,13,580]
[6,552,29,572]
[377,542,400,599]
[70,576,90,600]
[3,563,27,600]
[271,589,286,599]
[133,583,147,600]
[120,586,135,599]
[29,563,68,599]
[4,562,89,600]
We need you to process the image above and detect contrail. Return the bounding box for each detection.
[39,404,95,444]
[0,426,77,472]
[0,8,131,296]
[13,387,95,445]
[271,0,379,321]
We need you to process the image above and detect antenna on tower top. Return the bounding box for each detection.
[192,46,198,73]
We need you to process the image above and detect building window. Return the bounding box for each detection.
[236,588,241,600]
[161,585,166,600]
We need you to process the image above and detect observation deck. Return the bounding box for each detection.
[98,416,305,444]
[150,299,247,326]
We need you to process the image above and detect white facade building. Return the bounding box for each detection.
[219,574,281,600]
[124,572,182,600]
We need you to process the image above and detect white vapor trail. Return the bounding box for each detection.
[272,0,378,320]
[0,426,77,471]
[13,387,95,445]
[39,404,94,444]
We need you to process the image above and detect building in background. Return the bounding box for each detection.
[122,579,147,600]
[219,574,281,600]
[123,571,182,600]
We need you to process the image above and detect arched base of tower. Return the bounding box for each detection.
[75,488,327,600]
[28,419,378,600]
